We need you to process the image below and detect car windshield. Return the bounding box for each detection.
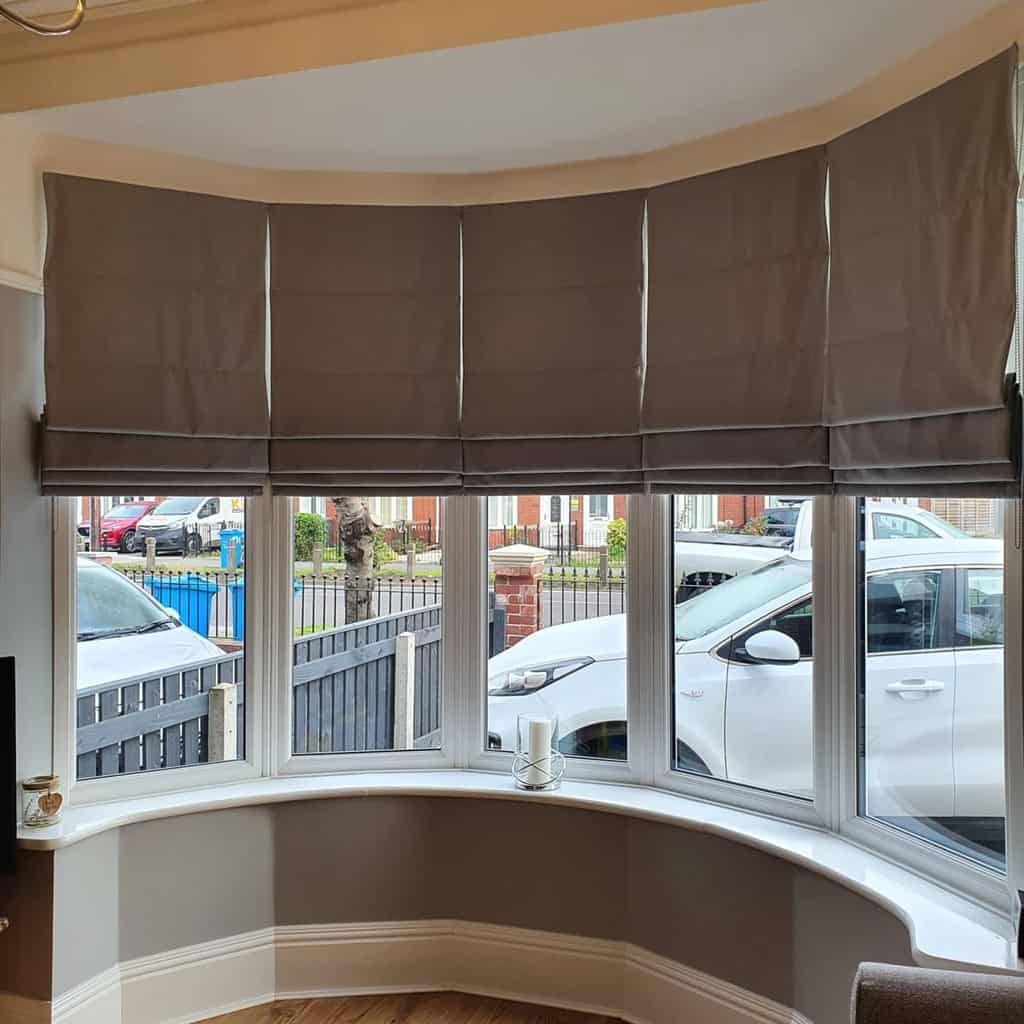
[768,507,799,524]
[675,557,811,641]
[77,560,173,641]
[106,504,148,519]
[152,497,201,516]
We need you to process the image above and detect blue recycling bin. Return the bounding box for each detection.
[227,578,301,642]
[144,574,220,637]
[219,529,245,569]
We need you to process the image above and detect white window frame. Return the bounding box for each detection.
[50,490,1024,919]
[272,494,453,775]
[53,493,270,806]
[831,496,1015,914]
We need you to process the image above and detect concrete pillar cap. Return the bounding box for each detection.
[489,544,549,572]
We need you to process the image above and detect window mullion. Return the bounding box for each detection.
[1003,499,1024,916]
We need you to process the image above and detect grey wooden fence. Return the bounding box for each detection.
[77,597,506,776]
[293,604,442,754]
[76,651,245,779]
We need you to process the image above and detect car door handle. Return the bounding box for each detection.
[886,679,945,699]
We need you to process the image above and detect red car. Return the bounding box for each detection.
[78,500,158,554]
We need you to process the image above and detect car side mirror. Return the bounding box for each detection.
[742,629,800,665]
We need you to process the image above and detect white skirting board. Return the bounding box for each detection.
[5,920,812,1024]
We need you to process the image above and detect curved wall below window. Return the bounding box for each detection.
[34,796,915,1024]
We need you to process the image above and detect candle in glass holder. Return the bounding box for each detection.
[525,716,552,786]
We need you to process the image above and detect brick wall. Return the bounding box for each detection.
[716,494,765,529]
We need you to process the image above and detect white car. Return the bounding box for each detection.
[488,538,1004,830]
[672,500,974,601]
[135,496,244,558]
[77,557,222,691]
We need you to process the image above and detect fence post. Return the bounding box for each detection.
[227,538,240,571]
[145,537,156,571]
[598,545,608,584]
[406,546,416,577]
[394,631,416,749]
[312,541,323,577]
[208,683,237,762]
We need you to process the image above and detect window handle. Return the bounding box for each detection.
[886,679,945,698]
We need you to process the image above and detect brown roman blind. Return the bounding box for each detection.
[827,47,1020,495]
[643,148,830,493]
[269,203,461,494]
[41,174,269,495]
[461,191,645,493]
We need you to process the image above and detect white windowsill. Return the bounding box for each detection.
[17,769,1023,975]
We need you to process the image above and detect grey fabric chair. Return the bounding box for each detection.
[852,962,1024,1023]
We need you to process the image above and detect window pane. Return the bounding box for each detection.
[858,497,1006,870]
[671,494,813,798]
[486,494,628,761]
[290,496,443,754]
[74,494,247,780]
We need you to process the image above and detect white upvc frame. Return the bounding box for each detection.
[466,493,646,784]
[272,494,454,775]
[53,493,270,806]
[832,495,1014,917]
[652,495,829,828]
[50,489,1024,922]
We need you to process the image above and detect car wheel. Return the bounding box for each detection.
[675,740,711,776]
[185,533,202,557]
[558,721,627,760]
[120,529,137,554]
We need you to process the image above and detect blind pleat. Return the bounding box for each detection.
[42,174,269,494]
[269,203,460,493]
[644,148,828,492]
[826,48,1020,494]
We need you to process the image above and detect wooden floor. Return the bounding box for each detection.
[200,992,621,1024]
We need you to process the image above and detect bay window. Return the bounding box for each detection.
[856,497,1008,870]
[485,494,629,762]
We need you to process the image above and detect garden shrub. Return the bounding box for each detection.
[606,517,627,560]
[294,512,328,560]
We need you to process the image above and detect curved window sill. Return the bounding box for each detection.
[17,769,1022,975]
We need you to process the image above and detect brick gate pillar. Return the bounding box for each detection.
[489,544,547,647]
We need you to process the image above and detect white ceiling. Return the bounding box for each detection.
[2,0,1005,173]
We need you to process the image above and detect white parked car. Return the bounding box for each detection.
[135,496,244,557]
[673,499,974,601]
[76,557,222,691]
[489,538,1004,830]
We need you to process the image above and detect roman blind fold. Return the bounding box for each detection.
[644,148,830,493]
[461,191,645,493]
[41,174,269,495]
[268,204,461,495]
[827,47,1020,495]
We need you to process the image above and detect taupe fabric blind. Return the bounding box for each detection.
[644,148,830,493]
[269,204,461,495]
[827,47,1020,495]
[42,174,269,495]
[461,191,645,493]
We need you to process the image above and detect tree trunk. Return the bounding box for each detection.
[333,497,376,623]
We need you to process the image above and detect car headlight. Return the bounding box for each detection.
[487,657,594,696]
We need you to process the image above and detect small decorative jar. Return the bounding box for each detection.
[512,714,564,791]
[21,775,63,828]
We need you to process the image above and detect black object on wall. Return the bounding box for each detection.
[0,657,14,874]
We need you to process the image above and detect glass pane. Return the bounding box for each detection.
[857,497,1006,870]
[671,494,813,798]
[74,494,247,779]
[290,496,443,754]
[486,494,628,761]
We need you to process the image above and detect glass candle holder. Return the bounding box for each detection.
[21,775,63,828]
[513,713,564,791]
